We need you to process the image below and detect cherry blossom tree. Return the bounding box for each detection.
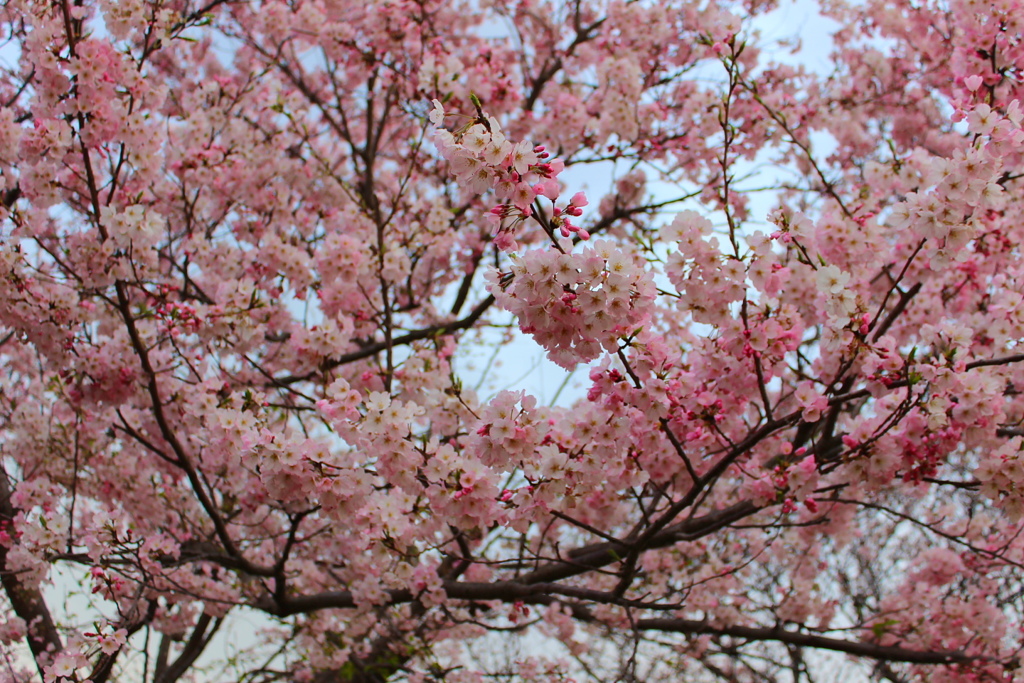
[1,0,1024,680]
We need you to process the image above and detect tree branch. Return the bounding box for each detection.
[636,618,981,666]
[0,462,63,677]
[256,501,761,617]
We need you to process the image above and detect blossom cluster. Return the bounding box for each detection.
[486,240,656,368]
[430,99,589,250]
[663,210,745,326]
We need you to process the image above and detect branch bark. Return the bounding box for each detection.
[0,462,63,678]
[636,618,979,666]
[256,501,761,617]
[153,613,222,683]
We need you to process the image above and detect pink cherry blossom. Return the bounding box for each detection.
[3,0,1024,681]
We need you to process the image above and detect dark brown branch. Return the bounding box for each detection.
[255,501,760,617]
[825,352,1024,408]
[88,600,159,683]
[528,501,761,585]
[274,294,495,385]
[112,282,274,579]
[871,281,922,343]
[967,353,1024,370]
[0,463,63,677]
[153,613,222,683]
[636,618,980,666]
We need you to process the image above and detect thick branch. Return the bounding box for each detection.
[523,500,760,585]
[637,618,980,666]
[256,501,760,617]
[0,463,63,677]
[153,613,222,683]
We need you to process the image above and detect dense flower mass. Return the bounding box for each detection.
[485,241,656,368]
[2,0,1024,682]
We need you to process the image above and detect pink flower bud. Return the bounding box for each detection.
[539,179,560,199]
